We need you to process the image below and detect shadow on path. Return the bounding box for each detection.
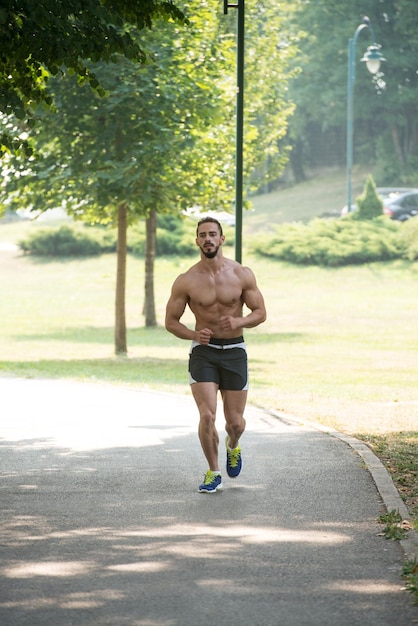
[0,379,416,625]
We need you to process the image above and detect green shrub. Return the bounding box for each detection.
[354,174,383,220]
[250,216,403,266]
[96,229,117,253]
[155,215,196,256]
[399,216,418,261]
[156,228,182,255]
[16,214,235,259]
[128,217,196,257]
[17,219,197,258]
[128,223,146,255]
[18,225,107,256]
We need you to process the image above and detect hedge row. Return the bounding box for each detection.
[250,215,418,266]
[19,225,115,256]
[18,214,418,266]
[18,216,197,258]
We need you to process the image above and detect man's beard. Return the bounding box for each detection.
[202,245,220,259]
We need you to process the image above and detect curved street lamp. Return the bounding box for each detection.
[346,16,385,213]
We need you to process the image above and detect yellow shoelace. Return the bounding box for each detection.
[204,471,218,484]
[227,446,241,467]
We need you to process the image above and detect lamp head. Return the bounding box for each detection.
[361,44,385,74]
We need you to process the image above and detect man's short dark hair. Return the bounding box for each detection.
[196,216,223,236]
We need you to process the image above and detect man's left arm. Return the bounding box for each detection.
[241,267,267,328]
[220,267,266,331]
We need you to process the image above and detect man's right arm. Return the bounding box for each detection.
[165,276,213,344]
[165,276,195,340]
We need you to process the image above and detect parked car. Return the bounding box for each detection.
[341,187,418,221]
[182,207,235,226]
[381,189,418,221]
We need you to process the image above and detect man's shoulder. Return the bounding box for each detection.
[230,260,255,277]
[173,262,202,287]
[180,261,202,278]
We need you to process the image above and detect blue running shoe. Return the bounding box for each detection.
[198,470,223,493]
[226,436,242,478]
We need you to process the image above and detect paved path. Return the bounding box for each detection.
[0,378,416,625]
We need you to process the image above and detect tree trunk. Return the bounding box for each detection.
[391,125,405,167]
[289,137,307,183]
[115,201,128,355]
[144,209,157,327]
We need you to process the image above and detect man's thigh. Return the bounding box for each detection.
[191,381,219,417]
[221,389,248,424]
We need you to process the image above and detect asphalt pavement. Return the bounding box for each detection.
[0,377,417,626]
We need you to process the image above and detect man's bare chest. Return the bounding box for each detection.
[188,274,242,309]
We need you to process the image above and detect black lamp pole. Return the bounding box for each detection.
[224,0,244,264]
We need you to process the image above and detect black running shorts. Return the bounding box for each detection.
[188,336,248,391]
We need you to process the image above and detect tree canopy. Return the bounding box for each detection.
[0,0,185,153]
[2,0,297,220]
[0,0,299,352]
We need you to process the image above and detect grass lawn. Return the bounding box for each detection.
[245,165,370,230]
[1,179,417,535]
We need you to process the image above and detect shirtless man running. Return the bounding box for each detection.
[165,217,266,493]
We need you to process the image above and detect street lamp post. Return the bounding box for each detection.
[346,16,385,213]
[224,0,244,264]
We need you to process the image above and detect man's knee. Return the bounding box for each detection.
[226,416,246,435]
[199,407,217,426]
